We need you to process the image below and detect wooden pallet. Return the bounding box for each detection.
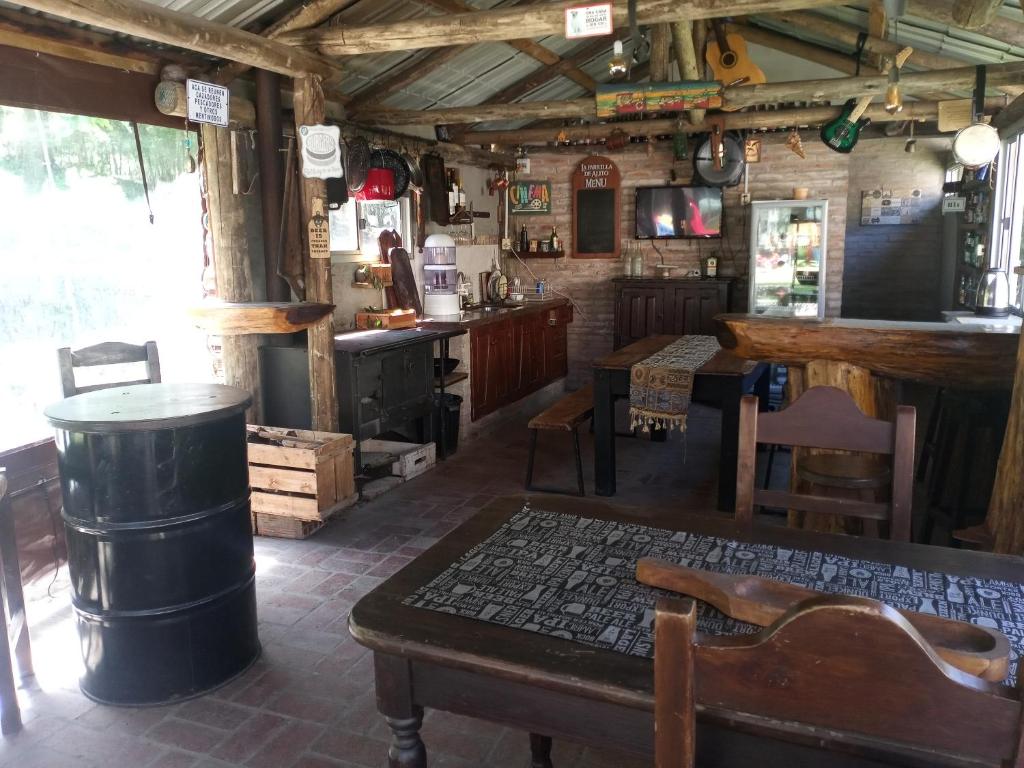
[247,426,357,525]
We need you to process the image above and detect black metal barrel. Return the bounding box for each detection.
[45,383,260,705]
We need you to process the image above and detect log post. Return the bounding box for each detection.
[292,75,339,433]
[256,70,289,303]
[984,329,1024,555]
[201,123,262,423]
[649,24,671,82]
[671,20,704,125]
[785,360,895,534]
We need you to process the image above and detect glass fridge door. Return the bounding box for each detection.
[749,201,828,318]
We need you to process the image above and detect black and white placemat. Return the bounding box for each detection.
[405,504,1024,685]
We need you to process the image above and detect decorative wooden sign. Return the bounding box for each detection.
[509,180,552,215]
[861,188,924,225]
[308,198,331,259]
[572,156,620,260]
[595,82,722,118]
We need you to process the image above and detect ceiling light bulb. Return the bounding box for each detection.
[608,40,628,78]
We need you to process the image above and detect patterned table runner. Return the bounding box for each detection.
[628,335,721,432]
[406,505,1024,685]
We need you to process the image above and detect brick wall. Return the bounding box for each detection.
[505,134,851,388]
[842,137,948,321]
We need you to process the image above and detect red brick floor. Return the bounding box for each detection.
[2,401,736,768]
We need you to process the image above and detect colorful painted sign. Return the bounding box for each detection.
[595,82,722,118]
[509,180,552,215]
[565,3,612,39]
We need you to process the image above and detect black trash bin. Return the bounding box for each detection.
[433,392,463,455]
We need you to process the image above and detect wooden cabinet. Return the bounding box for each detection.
[613,278,731,349]
[470,304,573,421]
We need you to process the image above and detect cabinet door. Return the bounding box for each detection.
[517,314,545,396]
[470,320,512,421]
[544,311,568,381]
[380,347,430,419]
[668,285,726,336]
[615,287,665,348]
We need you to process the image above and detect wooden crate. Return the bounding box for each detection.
[247,426,357,525]
[355,308,417,330]
[252,512,337,540]
[361,439,436,480]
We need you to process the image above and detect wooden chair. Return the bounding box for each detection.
[525,385,594,497]
[735,386,915,542]
[57,340,161,397]
[654,593,1024,768]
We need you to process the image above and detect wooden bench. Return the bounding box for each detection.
[525,385,594,497]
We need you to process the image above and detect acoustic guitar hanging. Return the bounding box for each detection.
[820,46,913,154]
[705,20,766,111]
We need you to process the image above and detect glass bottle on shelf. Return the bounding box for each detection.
[631,242,644,277]
[519,224,529,253]
[550,227,560,252]
[622,242,633,276]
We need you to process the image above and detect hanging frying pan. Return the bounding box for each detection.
[370,148,410,199]
[952,65,1000,169]
[693,133,746,187]
[346,136,371,193]
[402,148,423,190]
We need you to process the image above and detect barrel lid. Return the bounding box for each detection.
[45,383,251,432]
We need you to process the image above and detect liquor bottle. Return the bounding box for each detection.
[549,226,560,252]
[519,224,529,252]
[447,171,457,216]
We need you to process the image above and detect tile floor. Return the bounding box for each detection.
[1,400,758,768]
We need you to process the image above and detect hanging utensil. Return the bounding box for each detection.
[952,65,1000,169]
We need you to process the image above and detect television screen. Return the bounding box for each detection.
[635,186,723,239]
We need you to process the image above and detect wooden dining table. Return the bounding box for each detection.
[349,495,1024,768]
[592,335,769,508]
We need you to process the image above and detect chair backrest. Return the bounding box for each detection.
[735,386,915,542]
[654,595,1024,768]
[57,341,161,398]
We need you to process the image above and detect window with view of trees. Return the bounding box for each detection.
[0,105,213,452]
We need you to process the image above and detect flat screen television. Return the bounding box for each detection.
[635,185,723,239]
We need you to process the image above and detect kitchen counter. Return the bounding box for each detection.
[419,298,571,330]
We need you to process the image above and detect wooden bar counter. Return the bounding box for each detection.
[714,315,1023,550]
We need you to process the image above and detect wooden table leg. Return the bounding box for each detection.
[594,368,616,496]
[375,654,427,768]
[717,375,743,513]
[529,733,553,768]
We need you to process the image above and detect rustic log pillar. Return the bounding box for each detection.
[292,75,339,432]
[985,330,1024,555]
[201,123,262,423]
[672,20,705,125]
[649,24,671,82]
[785,360,895,534]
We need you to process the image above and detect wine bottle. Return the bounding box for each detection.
[519,224,529,252]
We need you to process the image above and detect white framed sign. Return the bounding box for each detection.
[298,124,343,179]
[186,79,229,127]
[565,3,613,39]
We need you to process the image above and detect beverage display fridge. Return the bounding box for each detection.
[748,200,828,319]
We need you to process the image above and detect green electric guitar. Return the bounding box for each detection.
[819,97,872,153]
[820,46,913,154]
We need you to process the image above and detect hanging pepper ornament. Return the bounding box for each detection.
[786,128,806,159]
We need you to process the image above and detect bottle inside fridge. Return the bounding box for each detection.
[749,200,828,318]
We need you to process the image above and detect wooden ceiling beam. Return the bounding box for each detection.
[672,20,705,124]
[459,97,1005,144]
[355,61,1024,124]
[0,6,194,74]
[12,0,344,80]
[415,0,596,91]
[769,9,1024,96]
[901,0,1024,47]
[952,0,1007,30]
[279,0,850,56]
[735,21,880,75]
[212,0,362,85]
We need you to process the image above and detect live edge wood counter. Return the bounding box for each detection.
[349,495,1024,768]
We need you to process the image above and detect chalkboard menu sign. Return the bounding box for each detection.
[572,156,621,259]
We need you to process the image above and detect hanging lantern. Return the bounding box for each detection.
[357,167,395,201]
